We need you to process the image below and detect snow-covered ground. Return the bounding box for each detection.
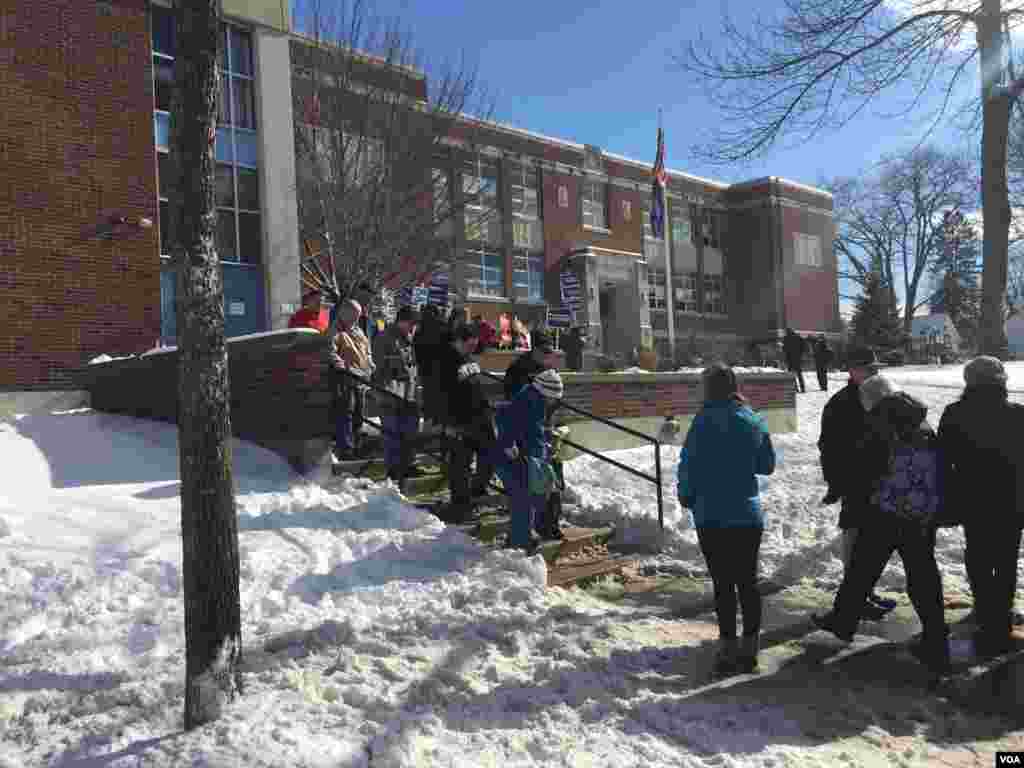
[0,362,1022,767]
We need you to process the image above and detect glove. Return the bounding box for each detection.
[504,445,519,460]
[821,490,841,505]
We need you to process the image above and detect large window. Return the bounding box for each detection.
[433,167,453,239]
[700,208,723,250]
[648,268,668,310]
[670,211,691,245]
[582,179,606,230]
[674,273,699,314]
[511,163,541,250]
[463,156,501,245]
[704,273,725,315]
[794,232,823,267]
[465,249,505,297]
[512,251,544,302]
[152,8,260,264]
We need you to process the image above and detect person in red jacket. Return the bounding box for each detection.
[288,289,330,332]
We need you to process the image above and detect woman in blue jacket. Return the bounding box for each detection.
[494,369,564,550]
[678,363,777,675]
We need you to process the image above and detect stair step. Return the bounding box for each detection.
[547,555,637,588]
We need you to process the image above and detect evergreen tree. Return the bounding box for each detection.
[850,272,905,349]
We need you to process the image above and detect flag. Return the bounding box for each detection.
[650,123,667,239]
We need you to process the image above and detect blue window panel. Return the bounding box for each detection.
[235,130,258,168]
[216,128,234,164]
[529,255,544,300]
[160,264,177,344]
[222,262,267,338]
[154,112,170,151]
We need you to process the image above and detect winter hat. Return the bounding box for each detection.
[702,362,739,402]
[847,345,879,370]
[964,356,1007,387]
[859,374,895,412]
[532,369,564,400]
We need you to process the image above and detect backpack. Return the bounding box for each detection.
[871,432,941,523]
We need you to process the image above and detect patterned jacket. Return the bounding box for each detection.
[329,322,374,383]
[372,324,417,405]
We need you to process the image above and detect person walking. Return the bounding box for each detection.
[437,320,496,522]
[372,306,421,485]
[495,369,565,550]
[562,326,586,372]
[819,347,897,619]
[813,383,951,681]
[938,356,1024,658]
[812,335,834,392]
[328,299,375,461]
[783,327,808,393]
[677,363,777,676]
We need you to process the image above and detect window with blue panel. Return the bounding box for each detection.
[151,7,265,339]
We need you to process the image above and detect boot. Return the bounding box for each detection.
[909,629,952,679]
[712,636,739,677]
[736,633,760,674]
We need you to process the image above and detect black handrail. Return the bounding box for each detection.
[332,366,507,497]
[477,369,665,530]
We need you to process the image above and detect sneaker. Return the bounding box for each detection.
[712,637,739,678]
[811,612,855,642]
[868,593,898,612]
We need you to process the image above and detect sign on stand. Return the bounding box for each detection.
[428,273,450,307]
[547,306,572,328]
[559,271,583,312]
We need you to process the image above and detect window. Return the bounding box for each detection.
[513,251,544,301]
[701,208,722,249]
[432,167,453,238]
[582,179,606,230]
[674,273,698,313]
[151,8,260,264]
[557,185,568,208]
[647,268,668,310]
[794,232,823,267]
[465,249,505,297]
[671,212,691,245]
[463,156,501,245]
[704,273,725,315]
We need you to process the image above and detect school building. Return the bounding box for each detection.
[0,0,840,389]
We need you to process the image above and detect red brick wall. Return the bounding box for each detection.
[0,0,159,389]
[780,205,840,333]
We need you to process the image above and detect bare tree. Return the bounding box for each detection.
[678,0,1024,357]
[291,0,496,306]
[829,147,977,333]
[167,0,242,729]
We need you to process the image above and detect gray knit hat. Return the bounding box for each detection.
[859,374,895,412]
[532,369,564,400]
[964,356,1007,387]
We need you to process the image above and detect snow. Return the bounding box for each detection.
[137,328,323,359]
[1,362,1022,766]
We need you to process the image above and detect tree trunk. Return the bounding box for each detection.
[979,0,1011,358]
[170,0,243,730]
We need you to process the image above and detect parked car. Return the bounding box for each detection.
[880,349,906,366]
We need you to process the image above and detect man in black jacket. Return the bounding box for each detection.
[818,346,895,618]
[938,356,1024,657]
[503,329,561,401]
[813,335,834,392]
[438,320,496,522]
[783,328,808,393]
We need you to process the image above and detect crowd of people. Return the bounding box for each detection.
[678,348,1023,683]
[289,288,571,550]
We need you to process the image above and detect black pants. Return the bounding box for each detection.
[449,428,496,505]
[833,521,945,639]
[965,522,1023,638]
[697,526,764,638]
[815,365,828,391]
[787,361,806,393]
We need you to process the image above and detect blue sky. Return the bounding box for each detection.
[368,0,980,188]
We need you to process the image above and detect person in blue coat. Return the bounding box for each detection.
[494,369,564,550]
[678,363,777,676]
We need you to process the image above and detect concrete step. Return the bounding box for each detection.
[548,555,637,588]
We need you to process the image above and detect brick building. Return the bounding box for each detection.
[1,0,839,389]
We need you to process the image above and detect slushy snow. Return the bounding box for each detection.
[1,363,1022,766]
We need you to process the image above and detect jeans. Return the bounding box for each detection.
[697,526,764,638]
[816,366,828,391]
[788,362,806,393]
[334,384,364,453]
[833,521,945,640]
[965,522,1023,638]
[497,458,545,548]
[381,405,419,479]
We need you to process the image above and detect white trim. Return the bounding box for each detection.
[728,175,833,199]
[582,224,611,235]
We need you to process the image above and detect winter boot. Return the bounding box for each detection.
[909,633,952,682]
[811,611,855,642]
[712,636,739,677]
[736,634,760,674]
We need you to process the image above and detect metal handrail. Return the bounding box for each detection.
[478,369,665,530]
[332,366,507,497]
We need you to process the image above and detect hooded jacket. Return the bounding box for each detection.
[495,383,547,461]
[677,398,776,528]
[437,341,493,433]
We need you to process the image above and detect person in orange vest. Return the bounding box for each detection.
[288,289,330,332]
